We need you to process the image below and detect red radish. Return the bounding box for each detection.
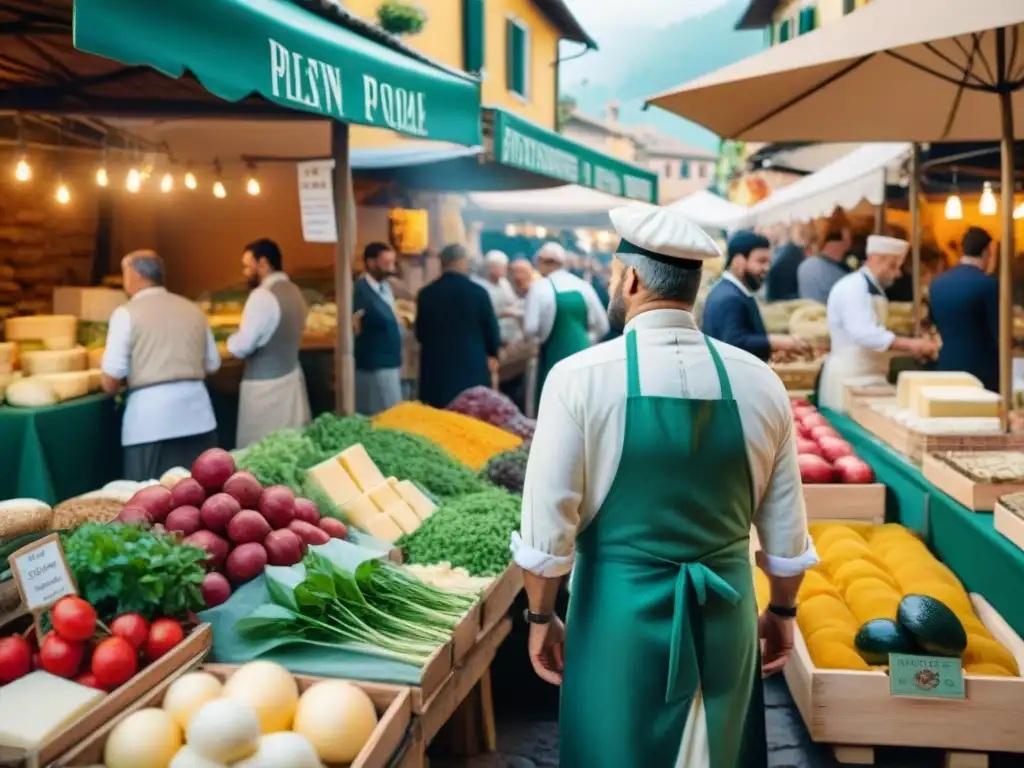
[819,437,854,463]
[288,520,330,547]
[225,543,268,583]
[790,399,812,409]
[115,507,152,526]
[318,517,348,539]
[834,455,875,484]
[125,486,173,522]
[264,529,304,566]
[796,436,821,456]
[222,471,263,509]
[201,572,232,607]
[810,425,840,442]
[292,498,321,525]
[798,454,835,484]
[191,448,236,491]
[200,493,241,532]
[165,505,203,536]
[792,407,815,422]
[170,477,206,509]
[227,510,272,544]
[801,413,830,429]
[259,486,296,529]
[183,530,230,569]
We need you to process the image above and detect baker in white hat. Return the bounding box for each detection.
[818,234,939,412]
[473,249,523,344]
[512,202,816,768]
[522,241,608,409]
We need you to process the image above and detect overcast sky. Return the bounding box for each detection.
[562,0,730,42]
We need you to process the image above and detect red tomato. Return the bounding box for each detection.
[39,632,85,678]
[0,635,32,683]
[109,614,149,650]
[90,637,138,689]
[145,619,184,661]
[75,671,106,691]
[50,596,97,642]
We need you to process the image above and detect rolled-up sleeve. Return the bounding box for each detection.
[203,327,222,374]
[512,363,584,577]
[227,289,279,359]
[101,307,132,380]
[840,283,896,351]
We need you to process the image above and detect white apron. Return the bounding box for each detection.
[236,366,311,449]
[818,295,890,413]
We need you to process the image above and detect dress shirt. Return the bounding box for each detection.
[522,269,609,344]
[227,272,290,359]
[826,268,895,353]
[102,287,221,447]
[513,308,816,579]
[721,271,752,298]
[364,273,396,308]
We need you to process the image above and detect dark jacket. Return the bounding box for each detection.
[765,242,804,302]
[928,263,999,391]
[415,272,501,408]
[353,276,403,371]
[701,276,771,361]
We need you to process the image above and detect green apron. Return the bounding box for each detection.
[561,330,766,768]
[535,279,590,410]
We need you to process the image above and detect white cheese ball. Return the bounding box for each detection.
[222,660,299,733]
[293,680,377,763]
[169,746,226,768]
[233,732,324,768]
[162,672,223,731]
[104,708,182,768]
[185,698,260,764]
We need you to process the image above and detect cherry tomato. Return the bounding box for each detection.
[109,614,149,650]
[0,635,32,683]
[39,632,85,678]
[145,619,184,661]
[75,671,106,691]
[51,596,97,642]
[90,637,138,689]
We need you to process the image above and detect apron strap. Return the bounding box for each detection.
[625,329,642,398]
[126,377,206,396]
[703,335,734,401]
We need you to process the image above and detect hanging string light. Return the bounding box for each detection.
[1014,201,1024,220]
[245,163,261,196]
[943,168,962,221]
[184,167,198,190]
[160,172,174,193]
[212,159,226,198]
[54,121,70,205]
[95,142,109,187]
[13,116,30,182]
[979,181,997,215]
[126,167,142,193]
[55,178,71,205]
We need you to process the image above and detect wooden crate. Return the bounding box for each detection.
[803,485,886,522]
[478,565,523,637]
[784,595,1024,766]
[55,663,414,768]
[844,383,896,413]
[0,624,212,768]
[994,502,1024,553]
[923,454,1024,512]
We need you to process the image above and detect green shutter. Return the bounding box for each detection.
[506,20,527,96]
[779,19,791,42]
[798,7,816,34]
[463,0,485,73]
[843,0,856,13]
[767,24,775,45]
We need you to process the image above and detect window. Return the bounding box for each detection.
[679,160,690,179]
[463,0,485,73]
[767,24,775,46]
[698,163,708,179]
[665,161,673,177]
[779,19,791,43]
[506,17,530,98]
[798,7,816,34]
[843,0,856,13]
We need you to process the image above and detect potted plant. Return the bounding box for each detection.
[376,1,427,36]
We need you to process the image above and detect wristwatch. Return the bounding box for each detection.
[523,609,554,625]
[767,603,798,619]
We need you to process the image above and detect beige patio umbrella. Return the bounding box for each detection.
[646,0,1023,424]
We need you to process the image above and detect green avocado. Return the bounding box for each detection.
[854,619,918,665]
[896,594,967,657]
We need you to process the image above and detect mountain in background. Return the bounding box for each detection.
[559,0,766,151]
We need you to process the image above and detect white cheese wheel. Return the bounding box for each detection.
[3,314,77,342]
[5,377,58,407]
[20,346,87,375]
[35,371,90,401]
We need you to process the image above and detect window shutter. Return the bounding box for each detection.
[843,0,856,13]
[798,8,816,34]
[463,0,485,73]
[779,19,791,42]
[767,24,775,46]
[506,20,527,96]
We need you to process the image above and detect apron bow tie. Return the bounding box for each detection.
[666,562,742,703]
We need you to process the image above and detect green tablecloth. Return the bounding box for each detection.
[0,393,122,505]
[825,408,1024,638]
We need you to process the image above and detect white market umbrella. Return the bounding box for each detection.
[668,189,745,231]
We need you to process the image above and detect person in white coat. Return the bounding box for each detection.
[818,235,939,412]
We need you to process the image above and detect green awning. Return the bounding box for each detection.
[484,107,659,203]
[72,0,482,146]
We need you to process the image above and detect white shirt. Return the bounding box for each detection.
[522,269,610,344]
[826,267,895,353]
[102,287,221,447]
[512,309,816,579]
[475,275,523,343]
[227,272,291,359]
[720,270,754,298]
[363,273,395,309]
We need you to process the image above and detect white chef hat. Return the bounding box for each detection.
[484,249,509,267]
[866,235,910,258]
[534,241,567,264]
[609,202,722,269]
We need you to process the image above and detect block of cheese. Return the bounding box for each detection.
[341,492,384,529]
[5,377,58,407]
[20,346,88,376]
[307,457,362,505]
[0,670,104,748]
[87,346,104,369]
[0,341,13,372]
[383,499,421,535]
[36,371,91,401]
[912,386,1001,418]
[338,444,386,491]
[85,368,102,392]
[394,479,438,521]
[53,286,126,323]
[367,479,402,511]
[363,511,404,543]
[897,371,981,409]
[3,314,77,343]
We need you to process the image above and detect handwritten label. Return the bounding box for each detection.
[889,653,965,699]
[9,534,77,612]
[296,160,337,243]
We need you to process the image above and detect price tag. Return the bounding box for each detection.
[7,533,77,639]
[889,653,965,699]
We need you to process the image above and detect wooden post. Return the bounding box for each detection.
[909,143,922,337]
[997,28,1016,431]
[332,121,356,416]
[874,175,886,234]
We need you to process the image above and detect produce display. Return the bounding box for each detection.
[757,299,822,335]
[480,448,529,495]
[405,563,495,593]
[895,370,983,413]
[446,386,536,441]
[790,400,875,484]
[935,451,1024,483]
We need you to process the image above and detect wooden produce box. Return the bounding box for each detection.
[844,382,896,413]
[784,595,1024,766]
[478,565,523,638]
[923,453,1024,512]
[56,663,414,768]
[994,501,1024,554]
[802,484,886,522]
[0,623,212,768]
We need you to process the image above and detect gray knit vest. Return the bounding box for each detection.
[243,277,308,381]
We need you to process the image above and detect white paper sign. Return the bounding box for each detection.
[297,159,338,243]
[10,535,77,612]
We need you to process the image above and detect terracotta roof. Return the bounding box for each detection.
[533,0,598,48]
[627,126,718,159]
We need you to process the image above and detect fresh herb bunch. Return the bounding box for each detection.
[236,428,337,517]
[480,448,529,495]
[62,523,207,621]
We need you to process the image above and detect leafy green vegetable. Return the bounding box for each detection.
[235,428,337,517]
[62,523,207,621]
[480,448,529,494]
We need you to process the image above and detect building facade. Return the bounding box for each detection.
[736,0,872,45]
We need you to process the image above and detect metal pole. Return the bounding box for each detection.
[997,29,1016,431]
[875,174,886,234]
[331,121,356,416]
[910,144,921,336]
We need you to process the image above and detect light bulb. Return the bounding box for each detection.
[160,173,173,193]
[246,176,261,196]
[184,171,197,190]
[213,180,227,199]
[980,182,997,215]
[1014,201,1024,220]
[505,225,518,236]
[943,194,963,220]
[535,226,548,238]
[14,157,31,182]
[55,182,70,205]
[96,167,109,187]
[126,168,142,193]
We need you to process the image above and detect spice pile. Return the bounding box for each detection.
[446,386,536,441]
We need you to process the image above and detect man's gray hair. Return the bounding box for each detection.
[122,249,165,286]
[617,251,702,304]
[439,243,467,269]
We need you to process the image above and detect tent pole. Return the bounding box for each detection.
[998,89,1016,431]
[910,144,921,336]
[331,120,356,416]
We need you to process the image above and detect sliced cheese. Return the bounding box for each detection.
[0,671,104,748]
[3,314,77,343]
[36,371,90,401]
[897,371,981,409]
[367,479,402,511]
[394,480,438,521]
[0,341,13,371]
[20,346,87,376]
[85,368,103,392]
[41,336,76,351]
[383,499,421,535]
[363,511,404,543]
[341,492,384,530]
[913,386,1001,418]
[87,346,105,369]
[306,457,362,505]
[338,444,386,491]
[5,377,58,407]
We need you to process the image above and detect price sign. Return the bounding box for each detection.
[7,533,77,639]
[889,653,965,700]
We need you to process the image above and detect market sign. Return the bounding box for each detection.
[72,0,482,146]
[888,653,965,700]
[485,108,658,204]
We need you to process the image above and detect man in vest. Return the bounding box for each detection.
[353,242,403,415]
[523,242,609,409]
[101,250,221,480]
[227,238,311,448]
